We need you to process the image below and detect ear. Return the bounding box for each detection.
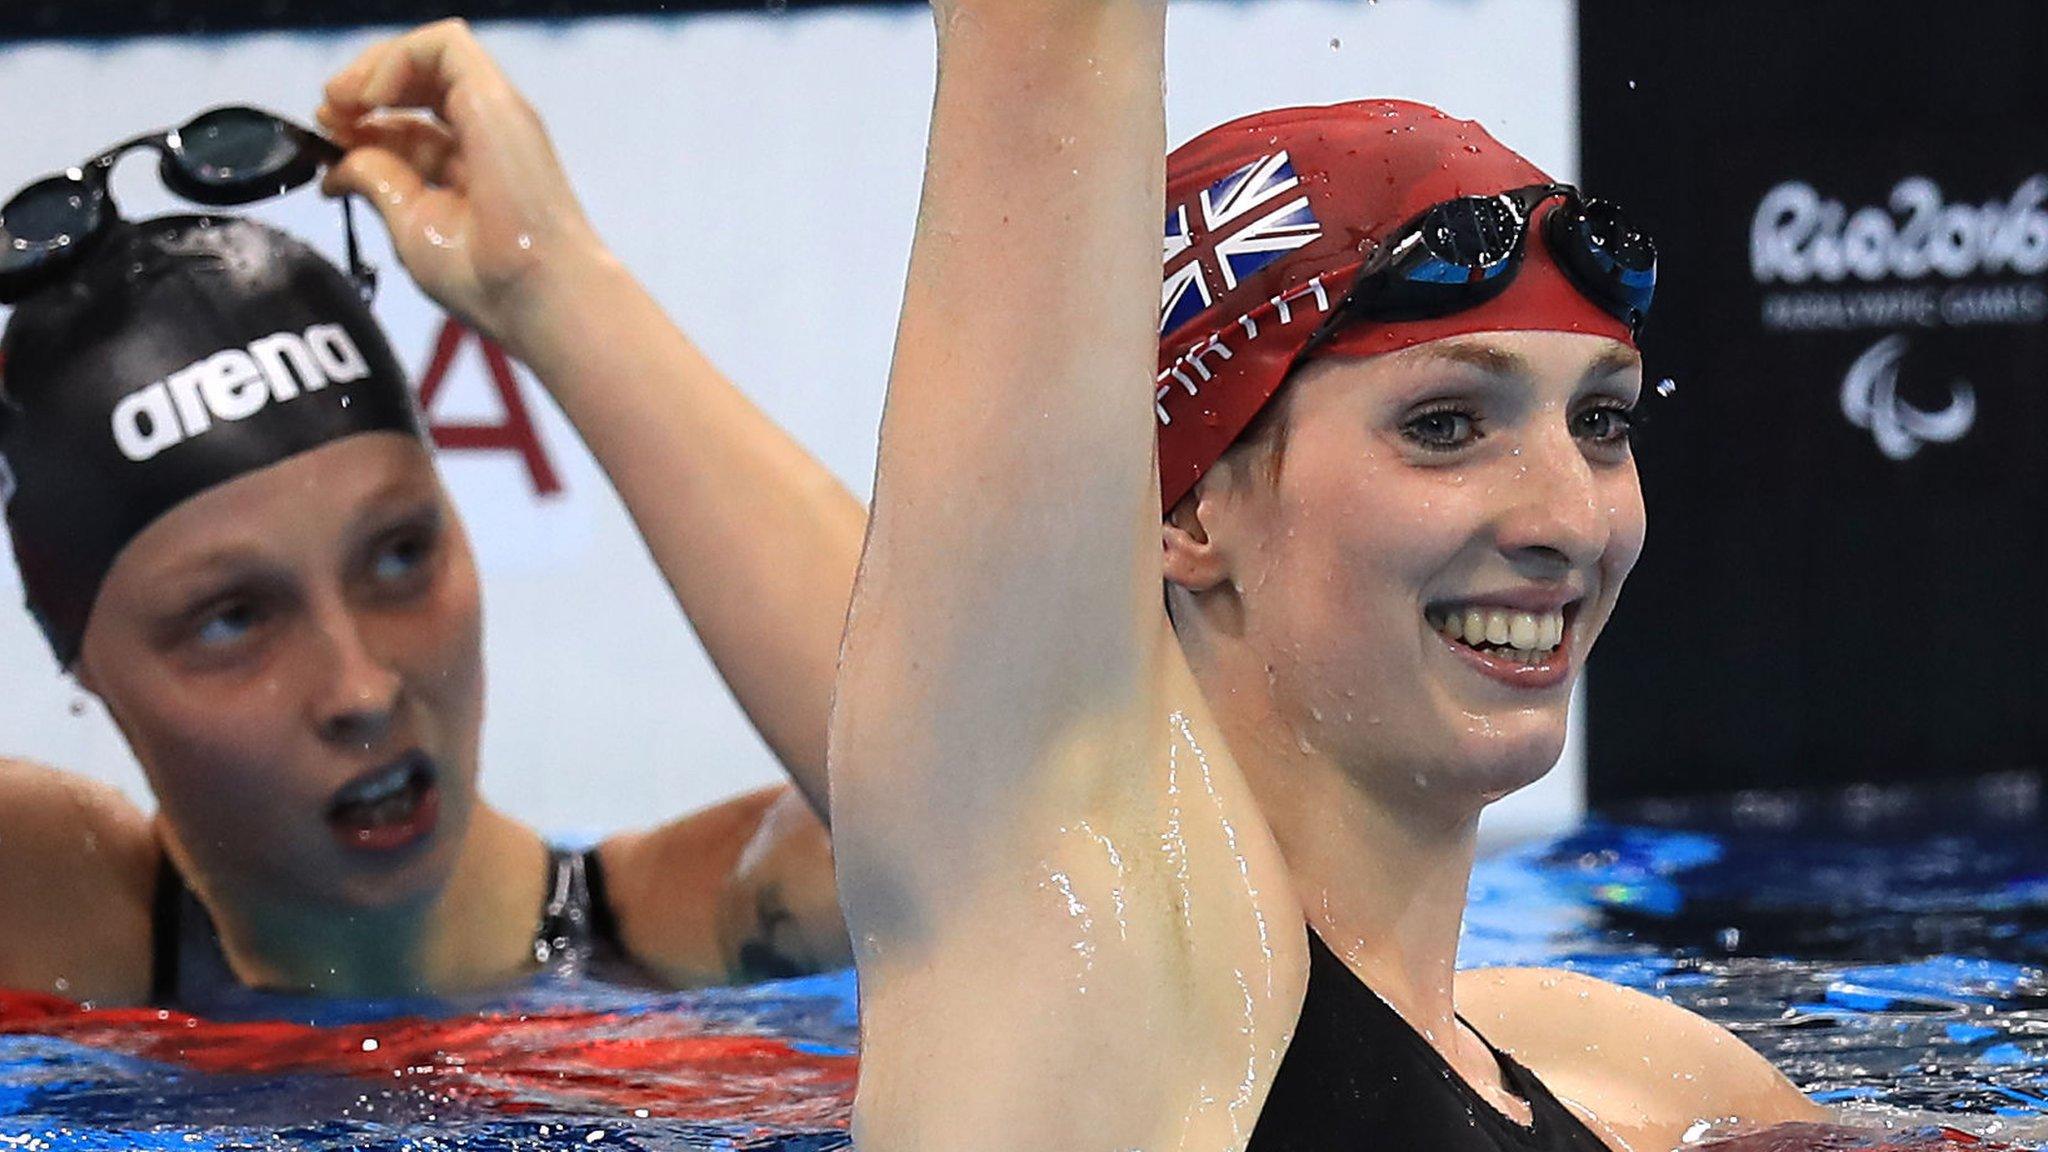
[1162,485,1234,594]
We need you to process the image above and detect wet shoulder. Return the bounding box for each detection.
[0,758,157,1003]
[598,784,847,987]
[1456,967,1823,1151]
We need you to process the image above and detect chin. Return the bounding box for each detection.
[1443,709,1569,801]
[327,839,462,912]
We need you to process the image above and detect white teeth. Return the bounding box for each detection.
[1508,613,1538,650]
[343,763,413,806]
[1484,612,1510,646]
[1427,604,1569,657]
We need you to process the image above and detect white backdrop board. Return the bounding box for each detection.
[0,0,1582,842]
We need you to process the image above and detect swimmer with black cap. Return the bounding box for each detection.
[0,21,861,1009]
[829,3,1832,1150]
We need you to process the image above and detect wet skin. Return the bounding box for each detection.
[1168,329,1646,822]
[1158,329,1643,1124]
[78,432,487,940]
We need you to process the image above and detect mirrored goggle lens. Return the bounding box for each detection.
[1416,196,1524,272]
[1,175,101,254]
[1563,200,1656,319]
[176,108,300,186]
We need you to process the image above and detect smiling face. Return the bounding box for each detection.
[76,432,485,913]
[1165,330,1646,811]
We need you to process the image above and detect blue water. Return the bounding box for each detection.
[5,779,2048,1148]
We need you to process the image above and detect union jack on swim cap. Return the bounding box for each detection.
[1155,100,1635,511]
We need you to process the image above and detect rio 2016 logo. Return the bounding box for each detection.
[1748,175,2044,461]
[1752,176,2048,285]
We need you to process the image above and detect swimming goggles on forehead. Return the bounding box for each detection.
[1309,183,1657,348]
[0,105,374,305]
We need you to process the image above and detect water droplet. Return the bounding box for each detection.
[1329,37,1341,50]
[1656,377,1677,397]
[1626,79,1638,90]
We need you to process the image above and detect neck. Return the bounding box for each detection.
[1272,757,1480,1043]
[176,805,550,998]
[1186,638,1482,1044]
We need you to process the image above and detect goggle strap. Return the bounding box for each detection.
[341,195,378,304]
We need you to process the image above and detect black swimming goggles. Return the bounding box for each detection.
[1308,183,1656,351]
[0,105,374,306]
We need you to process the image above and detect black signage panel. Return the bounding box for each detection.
[1581,0,2048,804]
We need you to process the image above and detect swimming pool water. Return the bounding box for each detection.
[4,778,2046,1149]
[1480,776,2048,1147]
[0,972,859,1150]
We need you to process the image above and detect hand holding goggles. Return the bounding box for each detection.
[0,105,373,306]
[1310,183,1656,350]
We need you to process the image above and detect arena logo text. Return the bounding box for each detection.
[111,323,369,462]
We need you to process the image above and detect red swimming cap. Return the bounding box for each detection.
[1155,100,1634,511]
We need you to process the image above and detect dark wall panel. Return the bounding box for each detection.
[1581,1,2048,805]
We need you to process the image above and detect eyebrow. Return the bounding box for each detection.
[142,478,440,592]
[1408,342,1529,377]
[144,546,269,599]
[1406,340,1643,385]
[1583,345,1644,381]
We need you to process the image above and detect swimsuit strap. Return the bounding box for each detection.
[146,852,184,1006]
[528,845,631,979]
[1244,926,1612,1152]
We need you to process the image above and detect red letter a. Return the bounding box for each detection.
[416,318,564,497]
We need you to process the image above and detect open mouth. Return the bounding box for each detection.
[1424,604,1568,666]
[1422,601,1579,688]
[325,752,442,853]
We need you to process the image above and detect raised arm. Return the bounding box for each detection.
[829,3,1301,1148]
[317,20,863,816]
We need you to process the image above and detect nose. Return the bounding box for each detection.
[307,604,402,751]
[1491,423,1607,575]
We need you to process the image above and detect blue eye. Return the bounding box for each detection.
[373,539,424,582]
[1402,407,1481,451]
[367,523,438,590]
[192,601,258,648]
[1574,404,1636,445]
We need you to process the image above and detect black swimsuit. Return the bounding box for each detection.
[1246,928,1611,1152]
[149,844,640,1018]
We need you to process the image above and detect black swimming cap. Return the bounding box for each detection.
[0,214,424,667]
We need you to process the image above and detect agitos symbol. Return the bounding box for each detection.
[416,317,564,497]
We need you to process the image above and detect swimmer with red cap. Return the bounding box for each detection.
[830,4,1830,1150]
